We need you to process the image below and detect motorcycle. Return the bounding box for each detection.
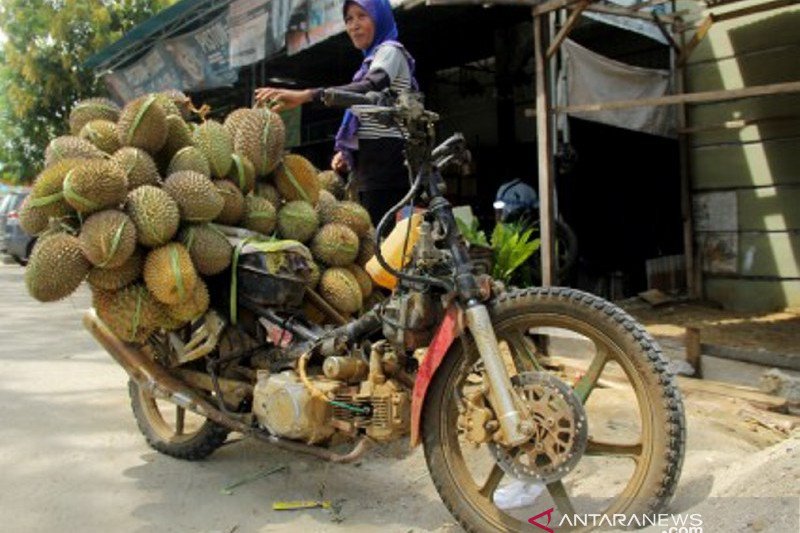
[84,89,685,532]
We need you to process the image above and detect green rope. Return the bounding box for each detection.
[283,165,310,202]
[98,219,128,268]
[63,170,100,211]
[131,287,143,342]
[28,190,65,208]
[170,246,186,302]
[232,154,245,190]
[128,94,158,146]
[229,237,254,325]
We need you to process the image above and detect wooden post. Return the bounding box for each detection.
[534,12,556,286]
[685,326,703,378]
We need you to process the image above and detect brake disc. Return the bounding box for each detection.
[489,371,588,484]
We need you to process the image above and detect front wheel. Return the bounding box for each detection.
[422,287,685,532]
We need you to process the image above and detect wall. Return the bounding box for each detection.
[686,2,800,311]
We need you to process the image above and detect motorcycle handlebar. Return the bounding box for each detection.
[321,89,381,108]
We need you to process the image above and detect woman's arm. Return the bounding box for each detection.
[254,70,391,112]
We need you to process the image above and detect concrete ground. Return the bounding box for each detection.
[1,261,798,532]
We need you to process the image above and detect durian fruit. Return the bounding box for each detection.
[143,243,198,305]
[318,170,346,200]
[30,159,81,220]
[193,120,233,178]
[44,136,106,168]
[87,249,143,291]
[223,108,253,138]
[213,180,245,225]
[156,115,194,171]
[277,200,318,243]
[69,98,121,135]
[233,108,285,176]
[168,146,210,177]
[63,159,128,215]
[357,227,377,266]
[227,153,256,194]
[159,89,193,120]
[319,267,363,315]
[274,154,320,205]
[153,92,182,117]
[305,261,321,289]
[126,185,180,247]
[18,196,50,236]
[180,224,232,276]
[93,283,162,343]
[311,223,359,267]
[346,263,373,299]
[79,120,122,154]
[241,195,277,236]
[111,147,160,191]
[25,232,90,302]
[328,201,372,237]
[162,171,224,223]
[316,190,337,224]
[167,279,210,322]
[116,94,168,154]
[79,210,137,268]
[254,182,281,210]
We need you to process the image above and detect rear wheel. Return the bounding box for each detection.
[422,287,684,532]
[128,380,229,460]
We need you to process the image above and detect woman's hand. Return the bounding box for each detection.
[253,88,313,112]
[331,151,350,174]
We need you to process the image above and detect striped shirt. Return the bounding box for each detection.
[358,44,413,141]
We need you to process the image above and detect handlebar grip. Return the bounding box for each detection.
[321,89,380,108]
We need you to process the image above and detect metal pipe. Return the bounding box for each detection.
[464,304,532,446]
[83,310,375,464]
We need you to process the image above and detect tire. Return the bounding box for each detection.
[422,287,685,533]
[128,379,229,460]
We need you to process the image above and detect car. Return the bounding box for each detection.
[0,191,17,252]
[2,189,36,265]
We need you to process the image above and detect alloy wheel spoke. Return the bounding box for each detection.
[572,347,609,404]
[547,480,577,516]
[479,463,506,499]
[175,406,185,436]
[585,438,642,459]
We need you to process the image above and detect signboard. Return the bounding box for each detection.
[229,0,272,67]
[694,191,739,274]
[287,0,345,55]
[105,44,184,102]
[162,14,238,91]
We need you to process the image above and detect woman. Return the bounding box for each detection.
[255,0,417,225]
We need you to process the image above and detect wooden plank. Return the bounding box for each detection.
[555,81,800,114]
[686,46,800,92]
[705,277,800,311]
[546,0,591,59]
[691,137,800,188]
[534,15,556,286]
[685,326,703,378]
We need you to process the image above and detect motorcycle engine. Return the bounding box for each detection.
[252,345,412,444]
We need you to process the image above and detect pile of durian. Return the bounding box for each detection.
[22,90,377,343]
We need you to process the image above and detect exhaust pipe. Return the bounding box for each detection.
[83,310,374,464]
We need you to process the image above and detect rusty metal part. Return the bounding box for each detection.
[458,389,497,445]
[84,310,374,464]
[323,356,369,382]
[174,368,252,406]
[489,372,588,484]
[170,310,226,366]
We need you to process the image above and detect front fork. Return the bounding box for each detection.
[423,165,533,447]
[464,304,533,447]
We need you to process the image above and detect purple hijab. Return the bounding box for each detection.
[334,0,418,166]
